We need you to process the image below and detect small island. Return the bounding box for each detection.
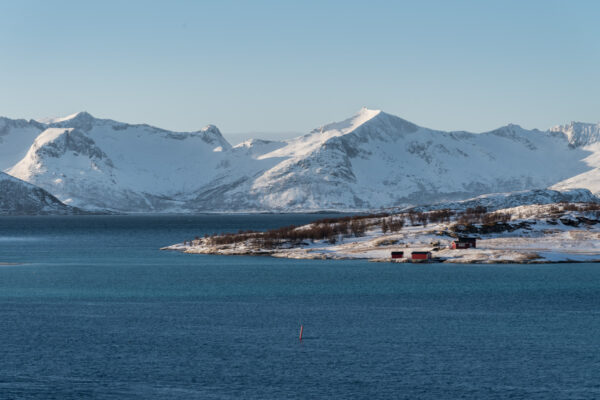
[163,200,600,264]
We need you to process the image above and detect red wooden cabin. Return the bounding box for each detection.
[391,251,404,259]
[411,251,432,261]
[451,237,476,249]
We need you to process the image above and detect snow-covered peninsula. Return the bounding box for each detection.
[163,190,600,264]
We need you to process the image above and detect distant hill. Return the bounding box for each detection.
[0,172,85,215]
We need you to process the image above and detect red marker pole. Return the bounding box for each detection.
[299,325,304,341]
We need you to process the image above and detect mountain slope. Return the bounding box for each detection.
[0,172,83,215]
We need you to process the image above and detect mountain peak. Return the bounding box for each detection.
[197,124,232,150]
[45,111,97,132]
[200,124,220,134]
[39,111,94,124]
[491,123,525,133]
[311,107,382,135]
[357,106,382,118]
[63,111,93,121]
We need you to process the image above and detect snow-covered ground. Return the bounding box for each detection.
[163,203,600,264]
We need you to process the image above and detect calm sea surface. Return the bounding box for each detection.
[0,215,599,399]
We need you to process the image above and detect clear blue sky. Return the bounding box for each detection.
[1,0,598,140]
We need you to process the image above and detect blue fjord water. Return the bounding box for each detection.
[0,215,599,399]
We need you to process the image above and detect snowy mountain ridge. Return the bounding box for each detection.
[1,108,600,212]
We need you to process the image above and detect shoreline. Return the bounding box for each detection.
[161,246,600,265]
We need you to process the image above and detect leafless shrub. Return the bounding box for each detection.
[428,209,454,223]
[417,212,428,227]
[465,206,487,215]
[481,212,511,225]
[350,219,367,236]
[381,219,388,234]
[388,218,404,233]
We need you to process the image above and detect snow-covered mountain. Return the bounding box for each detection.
[1,108,599,212]
[213,110,588,210]
[0,172,83,215]
[6,112,233,211]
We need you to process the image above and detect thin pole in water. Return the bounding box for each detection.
[299,325,304,341]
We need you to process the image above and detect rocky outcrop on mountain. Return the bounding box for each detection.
[550,121,600,147]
